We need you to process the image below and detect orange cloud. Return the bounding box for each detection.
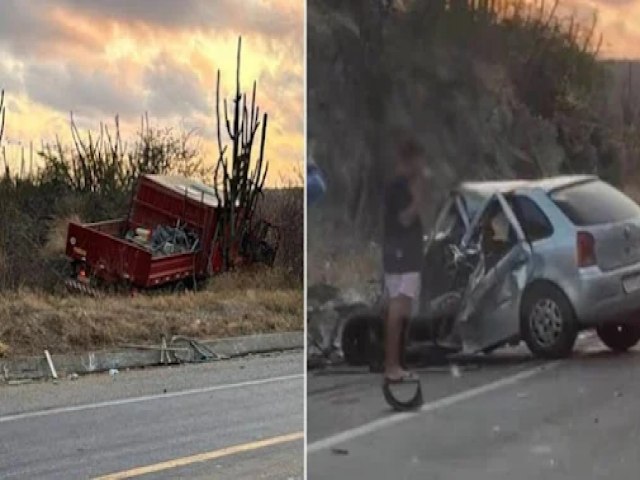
[0,0,303,185]
[546,0,640,59]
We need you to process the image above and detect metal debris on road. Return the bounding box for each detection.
[44,350,58,380]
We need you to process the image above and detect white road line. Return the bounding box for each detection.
[307,362,559,453]
[0,373,303,424]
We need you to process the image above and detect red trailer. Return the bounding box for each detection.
[65,174,278,293]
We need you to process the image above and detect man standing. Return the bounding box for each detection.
[382,138,425,382]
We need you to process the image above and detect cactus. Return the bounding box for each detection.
[213,37,270,272]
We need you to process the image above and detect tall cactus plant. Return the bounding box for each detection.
[0,90,5,177]
[213,37,269,271]
[0,90,5,146]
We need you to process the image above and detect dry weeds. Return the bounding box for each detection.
[43,214,82,256]
[0,267,302,358]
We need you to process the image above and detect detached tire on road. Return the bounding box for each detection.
[596,324,640,352]
[521,284,577,359]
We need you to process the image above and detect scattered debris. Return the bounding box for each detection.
[331,448,349,455]
[44,350,58,380]
[7,379,33,386]
[169,336,227,363]
[125,223,199,257]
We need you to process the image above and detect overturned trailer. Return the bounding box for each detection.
[65,174,279,294]
[343,175,640,366]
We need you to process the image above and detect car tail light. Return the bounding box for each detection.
[577,231,596,268]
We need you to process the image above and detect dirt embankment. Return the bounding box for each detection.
[0,268,302,358]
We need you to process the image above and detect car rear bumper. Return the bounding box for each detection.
[571,263,640,326]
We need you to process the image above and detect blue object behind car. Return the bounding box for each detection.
[307,161,326,205]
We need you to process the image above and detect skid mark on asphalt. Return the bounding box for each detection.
[92,431,303,479]
[308,362,559,453]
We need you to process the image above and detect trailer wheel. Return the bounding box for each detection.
[172,281,188,294]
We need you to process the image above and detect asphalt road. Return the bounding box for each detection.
[0,350,303,479]
[308,334,640,479]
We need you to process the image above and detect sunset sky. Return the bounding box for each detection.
[0,0,303,185]
[0,0,637,184]
[558,0,640,59]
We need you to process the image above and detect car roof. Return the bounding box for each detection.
[457,174,598,198]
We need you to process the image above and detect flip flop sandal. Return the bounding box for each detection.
[382,373,423,412]
[383,371,419,384]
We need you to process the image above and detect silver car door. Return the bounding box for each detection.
[456,192,533,353]
[420,194,468,311]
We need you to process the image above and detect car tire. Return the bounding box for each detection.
[342,315,374,366]
[521,284,578,359]
[596,324,640,352]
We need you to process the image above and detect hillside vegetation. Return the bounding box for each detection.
[308,0,640,287]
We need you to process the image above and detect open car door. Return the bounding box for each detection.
[455,192,533,353]
[419,193,470,312]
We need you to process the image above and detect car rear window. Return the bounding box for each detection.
[550,180,640,226]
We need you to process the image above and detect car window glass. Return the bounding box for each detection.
[551,180,640,226]
[507,196,553,242]
[469,198,517,248]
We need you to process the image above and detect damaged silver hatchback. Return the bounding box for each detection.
[342,175,640,366]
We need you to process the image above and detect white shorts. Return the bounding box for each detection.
[384,272,420,300]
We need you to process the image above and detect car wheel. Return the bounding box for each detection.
[342,315,373,366]
[521,284,577,359]
[596,324,640,352]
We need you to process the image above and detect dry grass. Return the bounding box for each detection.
[0,267,302,358]
[43,214,82,256]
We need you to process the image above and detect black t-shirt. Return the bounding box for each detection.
[383,176,423,273]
